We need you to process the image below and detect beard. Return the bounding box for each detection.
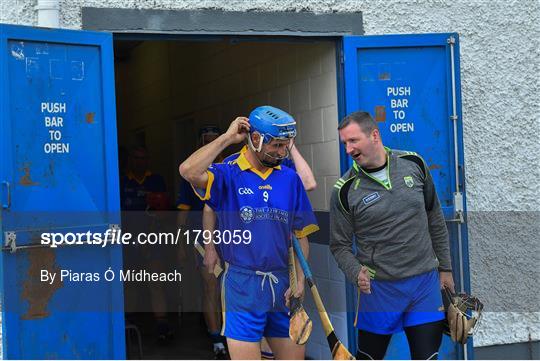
[258,152,285,168]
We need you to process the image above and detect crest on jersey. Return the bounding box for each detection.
[404,176,414,188]
[240,206,254,223]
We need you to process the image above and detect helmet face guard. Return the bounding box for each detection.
[248,127,296,153]
[248,106,297,153]
[258,141,292,168]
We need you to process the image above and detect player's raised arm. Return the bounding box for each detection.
[179,117,250,189]
[289,143,317,191]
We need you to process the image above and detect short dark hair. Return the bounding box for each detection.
[338,111,378,135]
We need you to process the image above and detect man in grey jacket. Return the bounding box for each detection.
[329,111,455,360]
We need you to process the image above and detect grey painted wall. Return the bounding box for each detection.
[1,0,539,350]
[475,340,539,360]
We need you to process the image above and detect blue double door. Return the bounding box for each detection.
[1,24,470,359]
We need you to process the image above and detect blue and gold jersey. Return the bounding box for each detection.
[192,151,318,272]
[120,170,166,211]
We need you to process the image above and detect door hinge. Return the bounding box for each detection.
[107,224,121,242]
[4,232,17,253]
[3,231,48,252]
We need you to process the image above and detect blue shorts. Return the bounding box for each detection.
[220,264,290,342]
[355,269,444,334]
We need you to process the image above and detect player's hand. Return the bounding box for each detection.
[203,247,220,274]
[225,117,250,144]
[439,271,455,293]
[294,279,305,300]
[284,281,305,308]
[357,266,371,294]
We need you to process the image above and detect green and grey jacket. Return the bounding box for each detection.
[329,148,452,282]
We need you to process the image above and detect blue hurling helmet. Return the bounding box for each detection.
[248,106,297,152]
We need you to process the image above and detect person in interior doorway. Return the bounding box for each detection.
[121,146,167,211]
[179,106,319,360]
[202,126,317,360]
[329,111,455,360]
[120,146,175,344]
[221,140,317,190]
[176,125,229,359]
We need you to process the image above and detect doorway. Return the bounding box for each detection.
[113,35,340,359]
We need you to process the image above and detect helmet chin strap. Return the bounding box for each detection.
[251,150,283,169]
[259,147,290,168]
[247,132,263,153]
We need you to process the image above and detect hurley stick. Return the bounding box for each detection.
[194,242,222,277]
[288,239,312,345]
[292,236,355,360]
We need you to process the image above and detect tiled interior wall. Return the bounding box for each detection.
[116,40,341,210]
[115,41,176,190]
[115,39,347,358]
[304,244,349,359]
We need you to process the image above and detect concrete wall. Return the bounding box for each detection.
[475,340,540,360]
[2,0,539,350]
[351,0,540,349]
